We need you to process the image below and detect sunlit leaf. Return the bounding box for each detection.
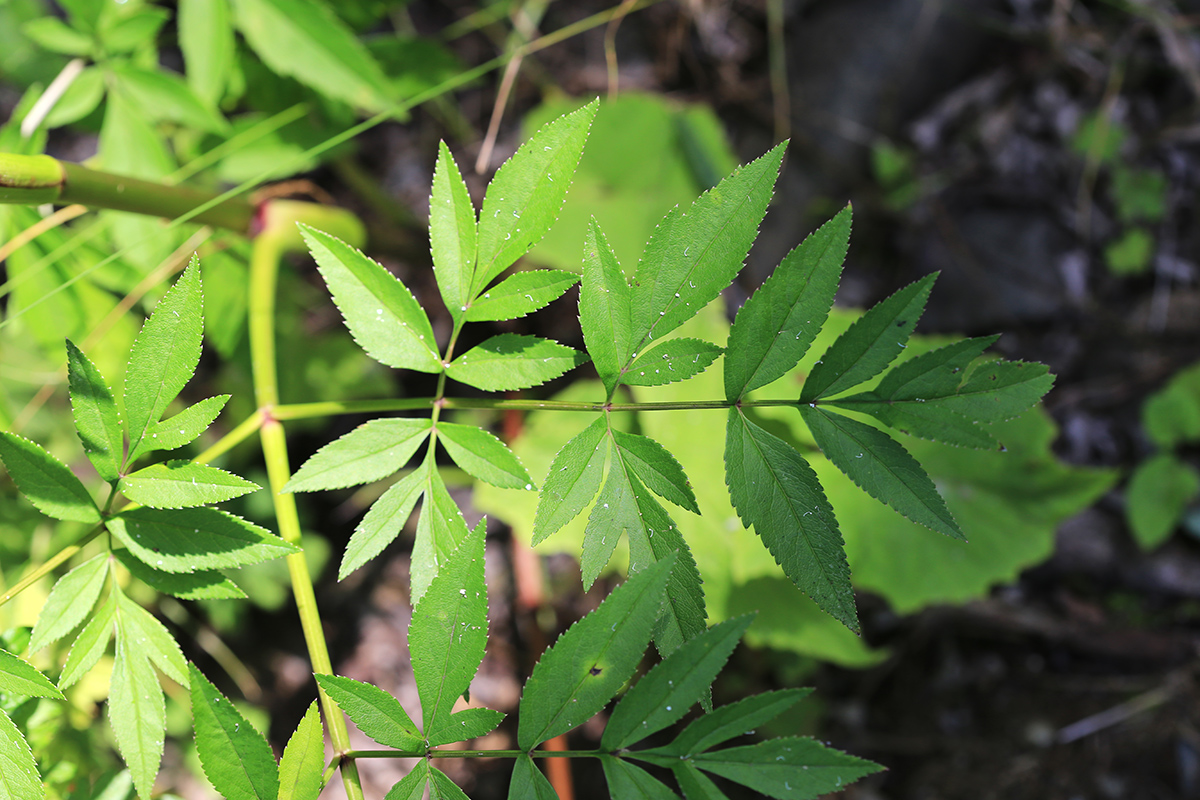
[465,270,578,322]
[285,418,431,493]
[29,552,108,653]
[107,507,298,573]
[109,637,165,800]
[339,462,428,580]
[532,416,608,545]
[437,422,533,490]
[66,338,123,482]
[431,141,477,323]
[189,662,279,800]
[447,334,587,391]
[119,461,259,508]
[623,338,722,388]
[315,674,423,751]
[0,432,100,523]
[278,702,323,800]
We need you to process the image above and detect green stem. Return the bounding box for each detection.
[273,396,809,420]
[0,527,103,608]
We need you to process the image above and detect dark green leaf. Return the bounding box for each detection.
[724,410,857,631]
[109,638,165,800]
[508,755,558,800]
[474,100,598,294]
[832,398,999,450]
[285,418,432,493]
[673,762,729,800]
[410,468,470,602]
[602,615,753,751]
[119,461,259,508]
[432,707,504,746]
[115,548,246,600]
[29,552,108,653]
[340,463,428,580]
[600,756,679,800]
[384,759,429,800]
[0,649,63,700]
[1142,361,1200,448]
[656,689,811,757]
[800,406,963,540]
[60,594,117,689]
[141,395,230,456]
[872,336,997,401]
[934,359,1054,423]
[623,338,722,388]
[447,334,588,391]
[691,737,882,798]
[66,338,123,482]
[189,662,279,800]
[429,768,471,800]
[278,701,323,800]
[465,270,578,322]
[431,141,477,323]
[116,593,189,687]
[107,507,299,573]
[532,416,608,545]
[315,674,423,751]
[579,218,633,395]
[301,225,442,373]
[725,206,850,400]
[0,432,100,523]
[438,422,533,490]
[799,274,935,402]
[179,0,235,105]
[1127,453,1200,550]
[517,555,673,750]
[0,706,43,800]
[612,429,699,514]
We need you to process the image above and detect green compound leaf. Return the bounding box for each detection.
[1127,453,1200,550]
[725,206,850,400]
[411,523,488,738]
[465,270,579,322]
[799,273,935,402]
[602,614,754,751]
[110,637,165,800]
[690,737,882,798]
[114,548,246,600]
[724,409,857,632]
[800,406,963,541]
[600,756,678,800]
[315,674,423,751]
[672,762,729,800]
[623,338,722,388]
[517,554,673,751]
[189,662,279,800]
[60,594,117,690]
[29,552,108,653]
[410,470,471,602]
[437,422,533,490]
[508,754,558,800]
[340,463,428,580]
[124,257,204,459]
[532,416,608,546]
[429,768,472,800]
[0,706,43,800]
[0,432,100,523]
[115,593,189,688]
[231,0,394,112]
[278,701,323,800]
[474,100,598,294]
[579,218,633,395]
[141,395,230,455]
[285,418,432,493]
[612,429,700,514]
[119,461,260,508]
[431,141,477,323]
[107,507,299,573]
[66,338,123,482]
[301,225,442,373]
[446,334,588,392]
[0,649,63,700]
[384,759,429,800]
[656,689,812,757]
[628,143,785,358]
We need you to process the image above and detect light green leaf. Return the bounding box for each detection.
[432,707,504,746]
[411,523,487,738]
[0,649,63,700]
[43,66,106,128]
[725,409,857,631]
[800,406,963,540]
[384,759,429,800]
[124,258,204,459]
[508,755,558,800]
[656,689,811,757]
[624,338,722,388]
[531,416,608,545]
[579,218,632,395]
[612,429,699,514]
[465,270,578,322]
[799,274,936,402]
[179,0,234,105]
[119,461,259,508]
[437,422,533,490]
[0,706,43,800]
[474,100,598,293]
[340,463,428,580]
[602,615,753,751]
[66,338,123,482]
[315,674,423,751]
[690,737,882,798]
[1127,453,1199,550]
[141,395,230,456]
[29,552,108,653]
[599,757,678,800]
[429,768,471,800]
[447,334,587,391]
[725,206,850,400]
[0,432,100,523]
[672,762,729,800]
[431,141,477,323]
[22,17,92,55]
[230,0,394,112]
[300,225,442,373]
[100,8,170,53]
[628,143,785,358]
[278,701,323,800]
[60,594,117,689]
[107,507,299,573]
[109,638,165,800]
[411,472,471,602]
[285,418,432,493]
[116,593,188,687]
[189,662,279,800]
[114,549,245,600]
[517,555,673,750]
